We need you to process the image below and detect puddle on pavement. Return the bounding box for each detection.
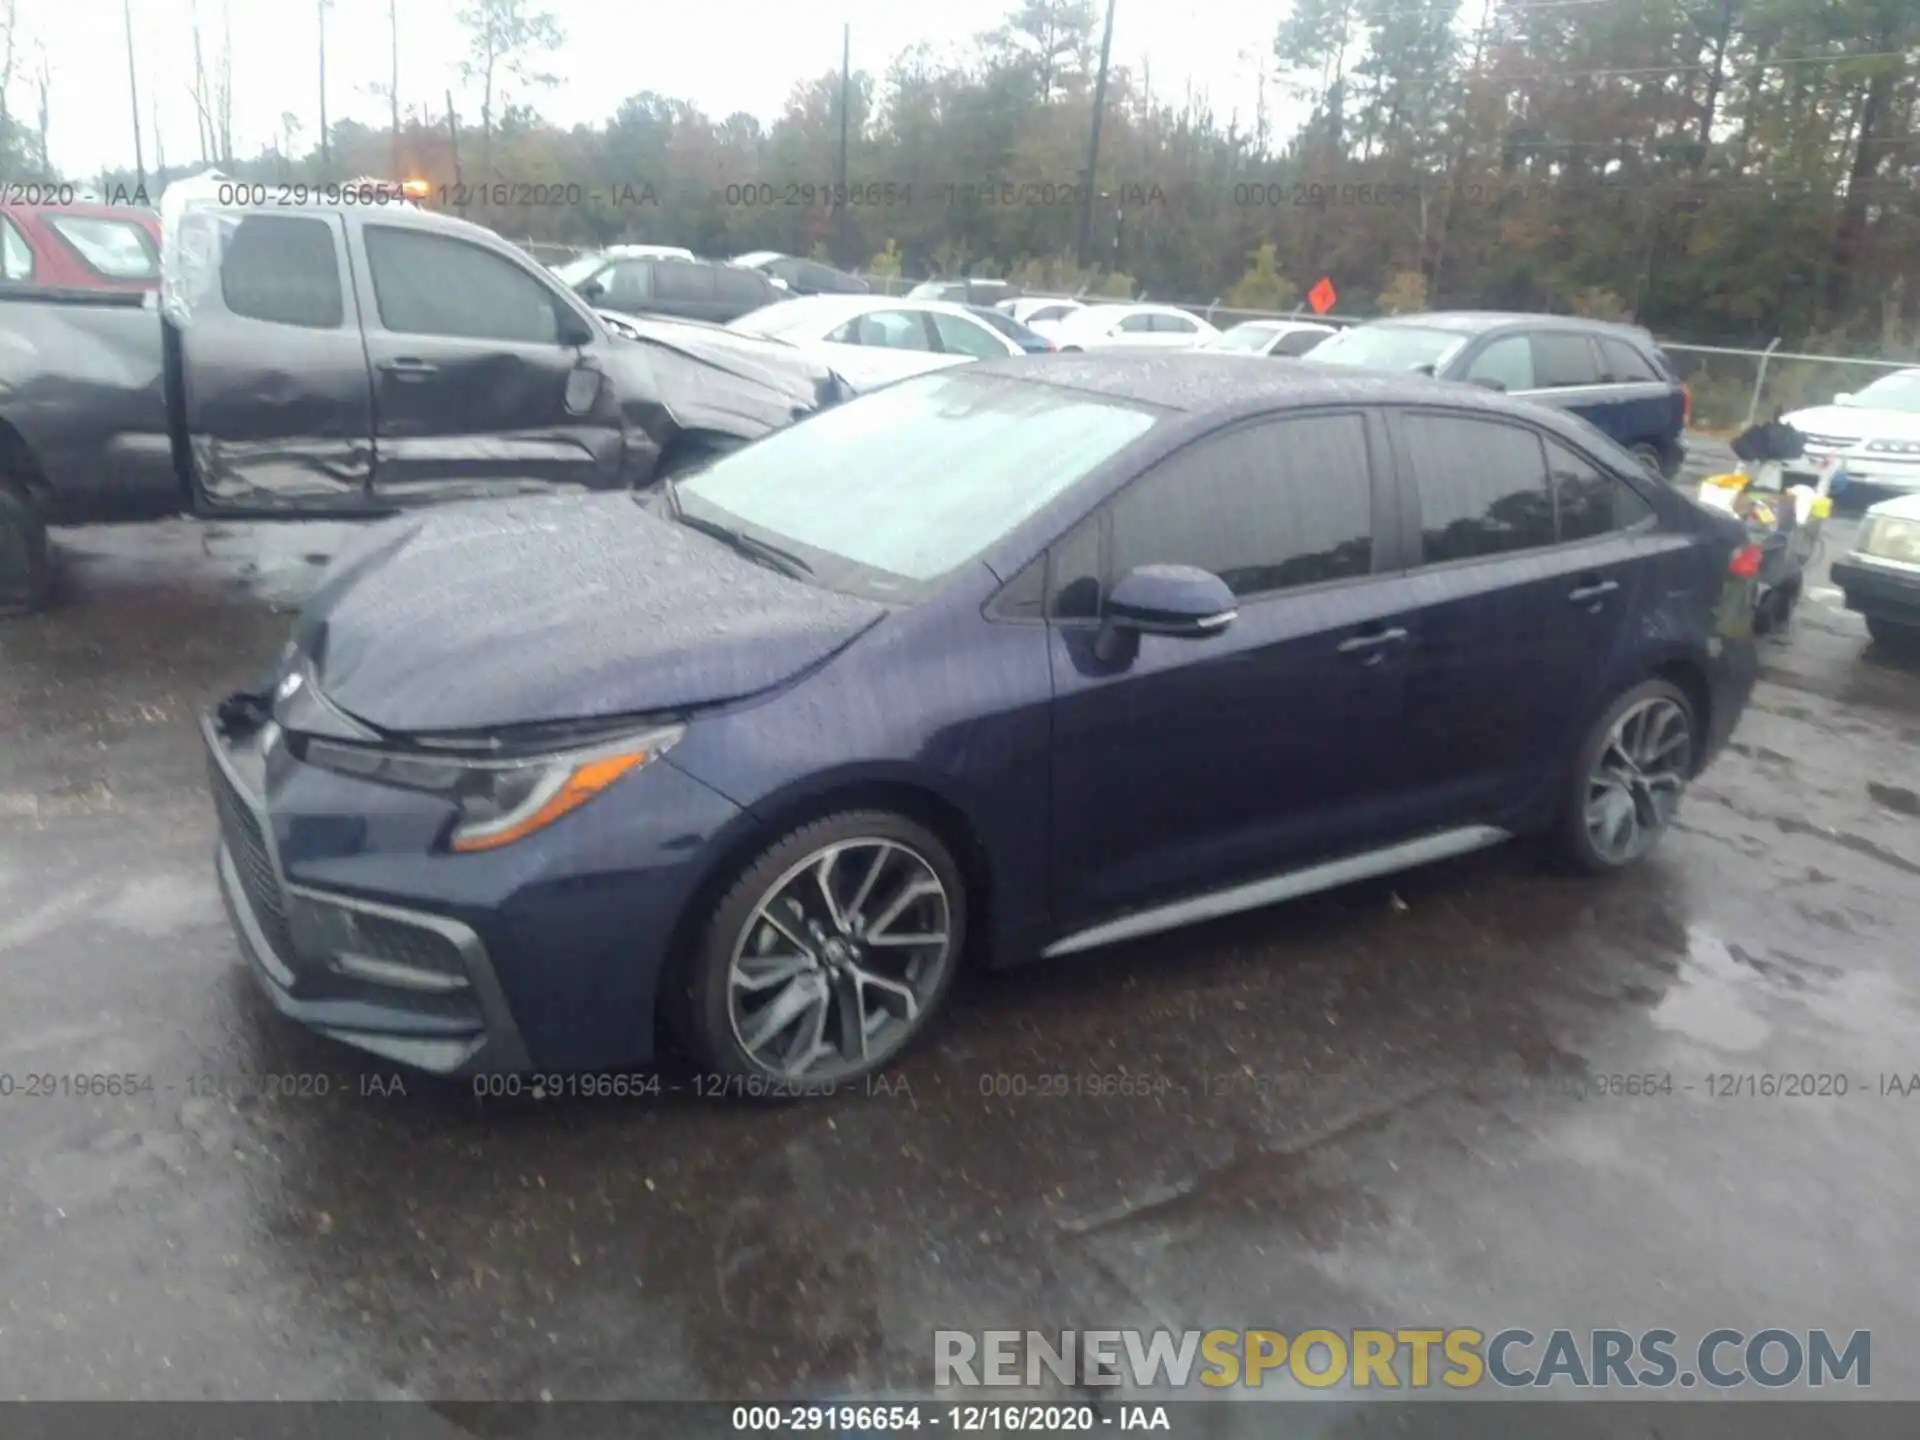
[1646,926,1771,1052]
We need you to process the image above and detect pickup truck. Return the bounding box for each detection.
[0,190,852,615]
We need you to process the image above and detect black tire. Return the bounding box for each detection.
[0,477,51,618]
[1866,615,1920,651]
[674,810,968,1090]
[1547,678,1697,875]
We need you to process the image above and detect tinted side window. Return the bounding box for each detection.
[2,215,35,280]
[223,215,344,329]
[600,261,652,302]
[1402,414,1555,563]
[1598,336,1660,382]
[1154,312,1199,334]
[1109,414,1375,598]
[930,311,1006,359]
[1466,334,1535,390]
[1275,329,1329,357]
[1050,513,1104,619]
[1531,332,1602,387]
[655,261,716,301]
[1549,439,1656,541]
[714,266,770,305]
[1118,312,1157,333]
[365,228,560,343]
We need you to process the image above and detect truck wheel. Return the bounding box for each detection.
[0,478,51,618]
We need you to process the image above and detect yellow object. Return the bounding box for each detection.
[1703,472,1749,490]
[1812,496,1833,520]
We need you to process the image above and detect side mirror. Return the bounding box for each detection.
[1095,564,1236,662]
[576,278,605,301]
[1468,376,1506,392]
[558,313,596,347]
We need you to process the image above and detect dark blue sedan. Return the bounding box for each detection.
[205,357,1759,1086]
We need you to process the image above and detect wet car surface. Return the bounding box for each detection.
[3,445,1919,1404]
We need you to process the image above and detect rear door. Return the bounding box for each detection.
[1381,408,1644,828]
[1515,329,1628,442]
[651,260,719,320]
[1150,310,1205,349]
[1594,333,1683,461]
[174,210,377,512]
[712,264,778,322]
[1047,408,1414,926]
[927,309,1015,360]
[352,222,622,501]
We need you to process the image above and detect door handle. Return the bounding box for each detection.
[1336,626,1409,655]
[377,357,439,378]
[1568,579,1620,604]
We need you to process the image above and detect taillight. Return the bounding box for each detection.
[1681,380,1692,426]
[1728,543,1763,578]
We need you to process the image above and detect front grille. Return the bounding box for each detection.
[1799,433,1859,450]
[208,750,297,961]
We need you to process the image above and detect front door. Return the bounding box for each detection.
[1047,409,1414,930]
[352,223,622,501]
[175,210,376,511]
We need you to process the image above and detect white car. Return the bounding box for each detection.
[1781,368,1920,493]
[997,296,1086,335]
[1048,303,1220,352]
[1204,319,1337,358]
[1830,491,1920,648]
[728,294,1023,392]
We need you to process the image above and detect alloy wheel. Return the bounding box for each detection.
[726,837,954,1079]
[1585,695,1693,865]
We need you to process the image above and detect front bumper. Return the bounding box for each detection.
[205,713,533,1075]
[1831,554,1920,627]
[1802,448,1920,493]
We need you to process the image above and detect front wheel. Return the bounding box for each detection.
[1548,679,1697,874]
[0,478,51,618]
[677,811,967,1089]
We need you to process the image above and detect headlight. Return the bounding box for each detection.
[1860,516,1920,566]
[301,726,684,853]
[1866,439,1920,456]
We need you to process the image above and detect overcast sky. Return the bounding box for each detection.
[25,0,1282,179]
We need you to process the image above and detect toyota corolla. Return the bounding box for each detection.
[205,357,1759,1086]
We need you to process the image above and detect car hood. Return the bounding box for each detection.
[1781,404,1920,443]
[598,312,853,433]
[288,494,887,736]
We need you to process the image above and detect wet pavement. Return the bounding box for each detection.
[3,451,1918,1407]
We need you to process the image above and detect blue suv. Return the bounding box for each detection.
[1310,312,1690,480]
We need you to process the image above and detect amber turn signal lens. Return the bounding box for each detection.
[449,752,647,853]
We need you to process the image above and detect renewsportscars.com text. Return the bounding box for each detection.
[934,1327,1871,1390]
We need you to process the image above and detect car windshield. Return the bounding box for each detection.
[1849,372,1920,414]
[1310,323,1467,373]
[1212,324,1280,352]
[671,370,1162,597]
[553,255,606,286]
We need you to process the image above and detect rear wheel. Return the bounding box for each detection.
[1549,679,1697,874]
[0,477,51,618]
[677,811,967,1090]
[1866,615,1920,651]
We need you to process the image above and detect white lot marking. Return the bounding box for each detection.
[0,885,104,953]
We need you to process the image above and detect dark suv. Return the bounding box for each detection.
[1310,312,1690,480]
[562,254,785,324]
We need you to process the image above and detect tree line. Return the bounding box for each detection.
[7,0,1916,352]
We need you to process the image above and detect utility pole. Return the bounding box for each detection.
[836,23,851,267]
[389,0,401,175]
[122,0,145,187]
[1077,0,1118,267]
[318,0,331,171]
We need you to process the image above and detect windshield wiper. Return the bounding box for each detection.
[672,506,814,580]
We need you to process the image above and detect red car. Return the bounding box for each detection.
[0,202,163,291]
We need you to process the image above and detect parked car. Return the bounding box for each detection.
[0,187,850,616]
[201,355,1759,1085]
[1779,369,1920,494]
[997,296,1086,332]
[1,201,162,291]
[728,294,1023,391]
[558,252,786,324]
[733,251,870,296]
[1307,312,1690,480]
[909,278,1018,308]
[969,304,1055,353]
[1050,303,1221,352]
[1829,491,1920,647]
[1206,319,1337,358]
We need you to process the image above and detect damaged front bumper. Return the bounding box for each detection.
[203,709,533,1075]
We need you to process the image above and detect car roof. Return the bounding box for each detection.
[957,351,1608,423]
[763,293,994,322]
[1363,310,1656,342]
